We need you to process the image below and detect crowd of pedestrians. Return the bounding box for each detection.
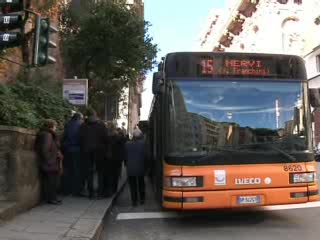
[34,109,148,206]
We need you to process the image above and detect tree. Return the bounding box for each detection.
[60,0,158,109]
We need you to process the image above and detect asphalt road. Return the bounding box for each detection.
[102,163,320,240]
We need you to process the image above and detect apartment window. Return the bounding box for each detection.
[316,55,320,72]
[277,0,288,4]
[294,0,302,4]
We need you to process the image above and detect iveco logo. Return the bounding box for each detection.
[235,178,261,185]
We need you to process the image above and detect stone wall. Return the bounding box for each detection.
[0,126,41,213]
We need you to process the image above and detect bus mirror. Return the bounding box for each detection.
[309,88,320,108]
[158,62,164,71]
[152,72,163,94]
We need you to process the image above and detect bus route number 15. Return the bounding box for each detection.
[201,59,214,75]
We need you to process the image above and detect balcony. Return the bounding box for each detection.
[219,32,234,47]
[213,45,225,52]
[227,14,245,35]
[238,0,259,18]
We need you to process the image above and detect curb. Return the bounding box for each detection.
[93,178,127,240]
[60,177,128,240]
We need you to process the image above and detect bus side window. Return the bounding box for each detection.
[167,82,175,153]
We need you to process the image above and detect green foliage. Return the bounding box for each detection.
[0,82,73,130]
[60,1,158,105]
[39,0,57,11]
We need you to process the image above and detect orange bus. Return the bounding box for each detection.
[148,52,319,210]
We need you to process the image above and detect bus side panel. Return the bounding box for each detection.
[306,162,319,202]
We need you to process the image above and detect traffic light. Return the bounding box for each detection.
[33,16,57,67]
[0,0,24,49]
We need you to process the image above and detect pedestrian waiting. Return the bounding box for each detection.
[125,128,147,206]
[35,119,63,205]
[79,109,108,199]
[61,112,83,196]
[110,127,127,194]
[102,121,116,197]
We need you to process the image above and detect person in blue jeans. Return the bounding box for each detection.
[62,112,83,196]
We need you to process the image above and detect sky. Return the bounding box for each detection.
[140,0,227,120]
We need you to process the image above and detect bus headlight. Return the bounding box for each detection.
[165,177,202,187]
[290,172,316,184]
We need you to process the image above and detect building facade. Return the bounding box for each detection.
[117,0,144,136]
[305,45,320,145]
[198,0,320,57]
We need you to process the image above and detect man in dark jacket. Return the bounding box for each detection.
[79,109,108,198]
[124,129,146,206]
[62,112,83,196]
[110,128,127,194]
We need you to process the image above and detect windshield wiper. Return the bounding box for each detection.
[266,145,296,162]
[195,144,297,163]
[238,143,297,162]
[196,150,230,163]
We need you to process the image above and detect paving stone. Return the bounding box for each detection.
[0,176,126,240]
[66,219,101,238]
[0,229,60,240]
[25,222,70,235]
[60,237,90,240]
[1,222,29,232]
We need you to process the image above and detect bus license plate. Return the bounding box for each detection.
[237,196,261,204]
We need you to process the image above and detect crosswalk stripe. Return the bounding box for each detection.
[116,201,320,220]
[262,201,320,210]
[116,212,179,220]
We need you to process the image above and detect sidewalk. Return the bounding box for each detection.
[0,179,126,240]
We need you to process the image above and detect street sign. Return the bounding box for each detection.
[63,79,88,106]
[0,0,24,49]
[0,31,21,48]
[0,15,23,30]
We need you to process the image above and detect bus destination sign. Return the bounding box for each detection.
[165,53,306,80]
[201,59,270,76]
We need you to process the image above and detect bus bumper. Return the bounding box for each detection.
[163,185,319,210]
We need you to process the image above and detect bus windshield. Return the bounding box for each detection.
[167,79,313,165]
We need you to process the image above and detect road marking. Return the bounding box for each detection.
[116,202,320,220]
[116,212,179,220]
[262,201,320,211]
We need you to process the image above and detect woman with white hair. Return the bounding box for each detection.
[124,128,146,206]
